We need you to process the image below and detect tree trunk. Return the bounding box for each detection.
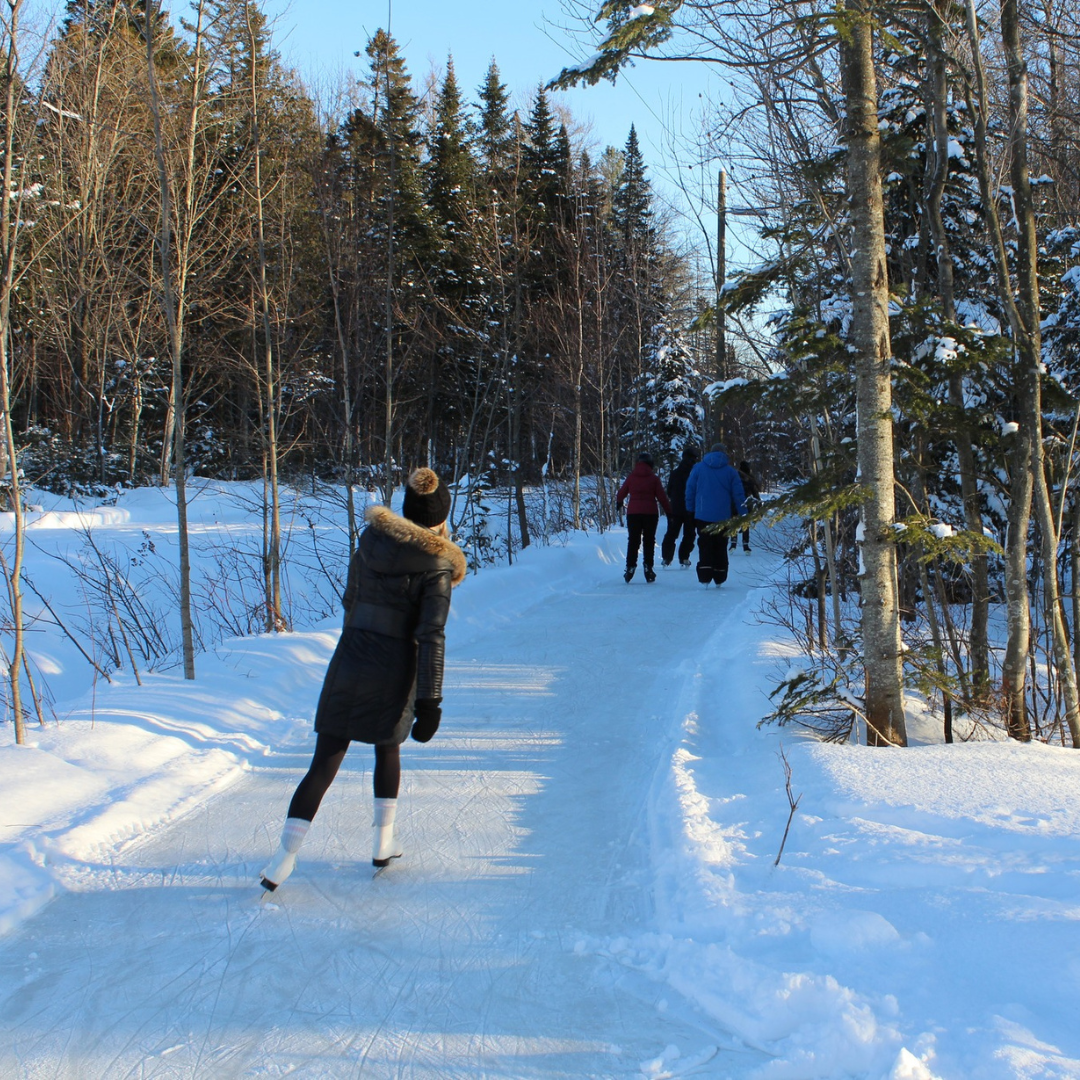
[925,6,991,698]
[141,0,197,679]
[0,0,27,741]
[246,7,284,631]
[839,0,907,746]
[1000,0,1080,745]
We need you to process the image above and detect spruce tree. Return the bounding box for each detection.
[475,59,513,178]
[425,56,482,449]
[610,125,665,456]
[428,56,475,297]
[638,322,703,461]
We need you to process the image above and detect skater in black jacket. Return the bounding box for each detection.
[260,468,466,890]
[729,461,761,553]
[660,445,699,568]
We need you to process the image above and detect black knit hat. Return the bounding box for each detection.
[637,451,654,467]
[402,467,451,527]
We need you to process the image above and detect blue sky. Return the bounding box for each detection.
[260,0,723,246]
[262,0,710,151]
[29,0,726,258]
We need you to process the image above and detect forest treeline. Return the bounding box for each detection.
[8,0,1080,752]
[556,0,1080,748]
[0,0,714,541]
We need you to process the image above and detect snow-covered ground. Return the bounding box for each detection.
[1,484,1079,1079]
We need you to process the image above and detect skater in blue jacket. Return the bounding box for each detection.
[684,444,746,586]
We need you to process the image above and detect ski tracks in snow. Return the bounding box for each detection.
[0,550,770,1078]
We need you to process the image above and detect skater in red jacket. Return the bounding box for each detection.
[616,452,672,583]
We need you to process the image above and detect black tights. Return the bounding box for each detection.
[287,734,400,822]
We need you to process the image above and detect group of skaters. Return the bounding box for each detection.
[616,443,761,588]
[257,451,761,893]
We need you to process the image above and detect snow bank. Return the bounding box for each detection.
[3,485,1080,1079]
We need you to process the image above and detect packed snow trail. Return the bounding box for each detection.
[0,543,770,1078]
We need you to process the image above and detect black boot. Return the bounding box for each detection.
[624,565,635,583]
[644,566,656,583]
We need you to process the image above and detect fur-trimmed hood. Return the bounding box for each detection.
[364,505,467,586]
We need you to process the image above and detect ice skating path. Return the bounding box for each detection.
[0,546,771,1079]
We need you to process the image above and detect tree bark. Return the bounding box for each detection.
[925,4,991,699]
[139,0,199,679]
[1000,0,1080,745]
[0,0,27,741]
[245,6,284,631]
[839,0,907,746]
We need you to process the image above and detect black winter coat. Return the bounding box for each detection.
[666,458,696,516]
[313,506,467,745]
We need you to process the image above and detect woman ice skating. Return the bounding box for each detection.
[260,467,466,890]
[684,444,746,587]
[616,452,672,583]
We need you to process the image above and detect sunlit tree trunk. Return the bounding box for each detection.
[1000,0,1080,746]
[0,0,27,741]
[244,6,284,631]
[839,0,906,746]
[138,0,209,679]
[925,4,990,699]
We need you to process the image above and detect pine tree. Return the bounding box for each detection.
[475,59,513,178]
[610,125,665,455]
[612,124,651,246]
[425,56,483,452]
[522,87,571,237]
[362,28,432,264]
[427,56,476,298]
[638,322,703,461]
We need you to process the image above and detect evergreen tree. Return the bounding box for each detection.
[361,28,432,263]
[522,87,570,232]
[638,322,703,460]
[611,124,652,246]
[424,56,484,451]
[609,125,666,454]
[475,59,513,178]
[427,56,475,293]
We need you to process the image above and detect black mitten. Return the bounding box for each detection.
[411,698,442,742]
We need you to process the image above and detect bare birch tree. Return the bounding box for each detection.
[0,0,28,740]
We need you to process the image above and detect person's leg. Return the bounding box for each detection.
[262,732,350,890]
[742,526,751,551]
[373,742,401,799]
[642,515,659,575]
[660,513,679,565]
[677,515,696,565]
[713,529,730,585]
[625,514,645,580]
[695,520,712,584]
[627,514,644,565]
[373,743,404,867]
[287,732,351,821]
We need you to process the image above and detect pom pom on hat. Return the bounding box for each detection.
[403,467,451,527]
[409,467,440,496]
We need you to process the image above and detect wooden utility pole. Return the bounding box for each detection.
[713,168,726,444]
[383,39,396,507]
